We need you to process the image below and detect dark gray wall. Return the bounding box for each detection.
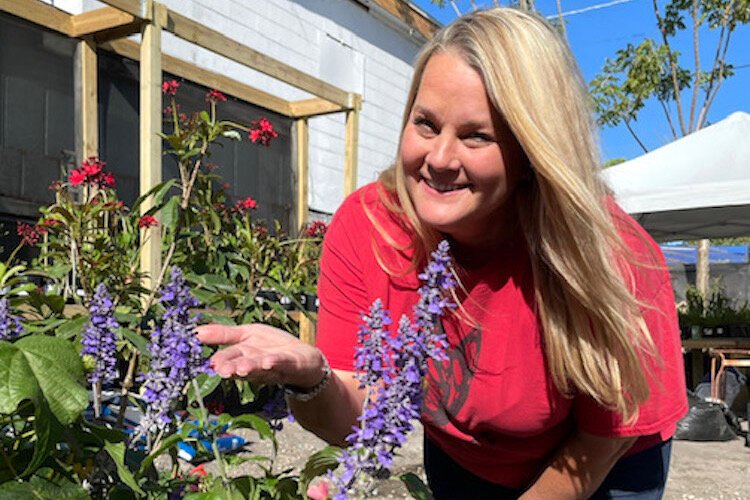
[0,11,295,261]
[670,263,750,306]
[98,51,294,228]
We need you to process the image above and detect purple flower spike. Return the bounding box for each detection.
[334,240,455,498]
[0,298,23,341]
[81,284,119,385]
[137,267,210,436]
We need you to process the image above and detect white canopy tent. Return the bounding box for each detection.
[602,111,750,242]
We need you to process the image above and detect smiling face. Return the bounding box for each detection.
[400,50,527,247]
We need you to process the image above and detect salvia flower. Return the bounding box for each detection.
[80,284,119,385]
[137,267,210,436]
[0,298,24,341]
[334,240,455,498]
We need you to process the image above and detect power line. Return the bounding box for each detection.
[549,0,635,18]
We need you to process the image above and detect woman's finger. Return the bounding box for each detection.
[196,324,247,345]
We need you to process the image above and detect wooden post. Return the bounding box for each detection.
[697,238,710,301]
[343,94,362,196]
[139,1,162,292]
[295,118,309,232]
[75,37,98,163]
[299,314,316,346]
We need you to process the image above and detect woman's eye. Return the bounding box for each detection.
[466,133,493,144]
[414,117,436,133]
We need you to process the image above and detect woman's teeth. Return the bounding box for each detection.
[426,179,466,192]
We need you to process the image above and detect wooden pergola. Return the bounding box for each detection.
[0,0,387,290]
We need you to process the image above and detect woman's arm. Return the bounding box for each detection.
[197,323,366,445]
[520,430,637,499]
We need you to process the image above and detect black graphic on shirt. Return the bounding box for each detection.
[422,325,482,428]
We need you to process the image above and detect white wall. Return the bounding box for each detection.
[43,0,424,215]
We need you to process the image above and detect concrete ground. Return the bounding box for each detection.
[227,421,750,499]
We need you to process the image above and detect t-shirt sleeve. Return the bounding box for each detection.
[573,230,688,439]
[315,194,371,371]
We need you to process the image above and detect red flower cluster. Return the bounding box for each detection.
[205,89,227,103]
[248,118,278,146]
[305,220,328,238]
[138,215,159,229]
[17,222,45,246]
[162,79,180,96]
[68,157,115,188]
[232,196,257,212]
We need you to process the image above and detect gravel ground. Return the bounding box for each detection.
[218,421,750,499]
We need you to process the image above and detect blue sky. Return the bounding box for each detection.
[410,0,750,162]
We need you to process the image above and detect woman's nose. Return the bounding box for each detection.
[425,133,460,171]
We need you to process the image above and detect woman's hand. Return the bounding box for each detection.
[197,323,327,389]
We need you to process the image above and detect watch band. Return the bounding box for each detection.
[283,355,331,402]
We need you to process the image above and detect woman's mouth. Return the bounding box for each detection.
[424,178,470,193]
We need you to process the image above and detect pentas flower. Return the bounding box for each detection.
[205,89,227,103]
[334,240,455,498]
[248,118,278,146]
[16,222,44,246]
[138,215,159,229]
[305,220,328,238]
[80,284,119,385]
[0,298,24,341]
[232,196,257,212]
[137,267,210,436]
[68,157,115,188]
[162,79,180,95]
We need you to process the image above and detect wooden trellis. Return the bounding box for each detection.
[0,0,364,289]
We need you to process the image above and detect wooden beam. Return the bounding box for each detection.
[75,38,98,161]
[97,0,148,20]
[343,94,362,196]
[69,6,135,38]
[139,2,162,291]
[162,9,351,107]
[295,118,309,231]
[370,0,439,40]
[0,0,71,35]
[289,98,346,119]
[101,39,293,117]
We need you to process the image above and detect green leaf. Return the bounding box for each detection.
[104,440,145,495]
[119,328,149,354]
[136,432,183,478]
[0,476,88,499]
[56,315,88,340]
[299,446,341,495]
[20,401,60,477]
[229,414,273,440]
[187,373,222,403]
[161,195,181,232]
[187,273,235,292]
[0,336,87,424]
[199,312,235,325]
[132,178,178,213]
[399,472,434,500]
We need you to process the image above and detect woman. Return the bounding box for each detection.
[199,8,687,498]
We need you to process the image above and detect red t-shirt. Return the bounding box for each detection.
[316,182,688,488]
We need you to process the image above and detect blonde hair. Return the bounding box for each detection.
[379,7,655,421]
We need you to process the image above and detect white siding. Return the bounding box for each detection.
[44,0,423,214]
